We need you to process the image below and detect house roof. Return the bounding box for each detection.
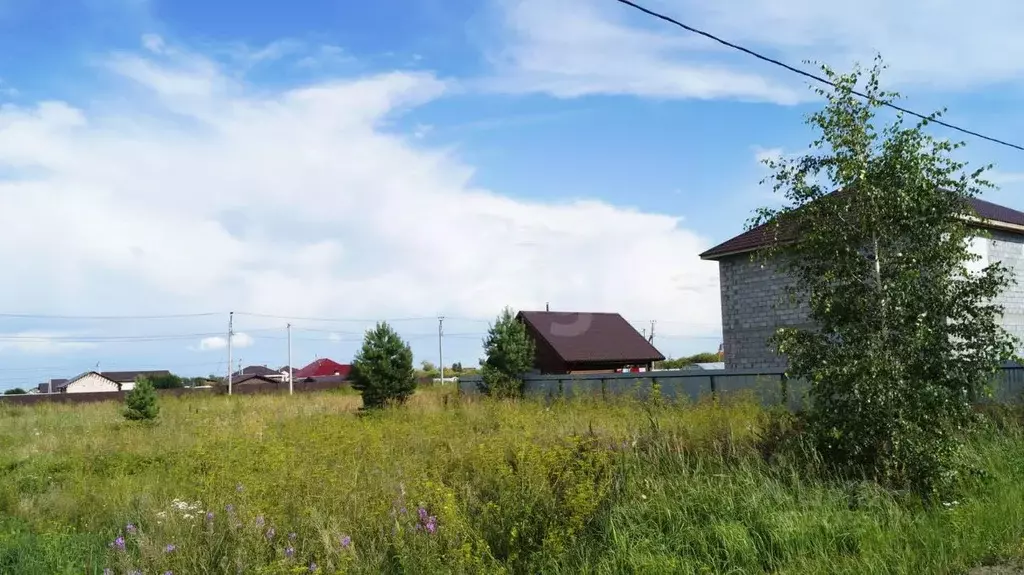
[294,358,352,379]
[100,370,171,383]
[700,195,1024,261]
[59,371,119,390]
[233,374,278,385]
[517,311,665,364]
[231,365,279,378]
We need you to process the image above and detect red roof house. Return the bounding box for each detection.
[293,358,352,379]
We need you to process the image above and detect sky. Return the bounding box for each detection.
[1,0,1024,390]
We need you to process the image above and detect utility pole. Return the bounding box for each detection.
[438,316,444,385]
[287,322,293,395]
[649,320,656,344]
[227,311,234,396]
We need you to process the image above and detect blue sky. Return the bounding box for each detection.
[1,0,1023,391]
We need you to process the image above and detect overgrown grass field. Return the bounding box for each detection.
[2,388,1024,574]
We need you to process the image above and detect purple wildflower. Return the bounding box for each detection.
[109,536,125,551]
[340,535,351,549]
[285,546,295,558]
[288,532,297,540]
[425,515,437,534]
[266,527,276,540]
[417,507,428,522]
[399,506,407,515]
[103,569,113,575]
[255,515,265,528]
[125,523,137,535]
[236,483,244,492]
[164,572,174,575]
[309,562,318,572]
[226,504,235,513]
[164,543,177,553]
[206,511,215,522]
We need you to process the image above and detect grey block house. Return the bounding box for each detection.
[700,197,1024,370]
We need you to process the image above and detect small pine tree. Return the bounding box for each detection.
[479,306,536,398]
[350,322,416,409]
[123,376,159,421]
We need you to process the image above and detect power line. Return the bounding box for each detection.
[234,311,490,323]
[0,312,223,320]
[611,0,1024,152]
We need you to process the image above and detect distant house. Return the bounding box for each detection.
[294,358,352,380]
[36,379,68,394]
[231,365,286,381]
[232,374,279,386]
[57,372,121,393]
[516,311,666,375]
[699,195,1024,370]
[101,370,172,391]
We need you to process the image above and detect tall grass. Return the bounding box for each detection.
[1,388,1023,574]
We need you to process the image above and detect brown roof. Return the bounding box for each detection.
[517,311,665,364]
[700,195,1024,261]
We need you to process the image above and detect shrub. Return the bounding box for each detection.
[350,321,416,409]
[2,388,26,395]
[479,306,535,398]
[123,376,159,421]
[752,56,1016,496]
[148,373,184,389]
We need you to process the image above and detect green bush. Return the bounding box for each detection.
[479,306,535,398]
[350,321,416,409]
[2,388,26,395]
[148,373,184,389]
[123,376,159,421]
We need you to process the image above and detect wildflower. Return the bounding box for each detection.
[285,546,295,558]
[206,511,215,522]
[399,506,407,515]
[288,532,296,540]
[266,527,276,540]
[226,504,235,513]
[129,570,141,575]
[103,569,113,575]
[165,543,177,553]
[109,536,125,551]
[340,535,351,550]
[417,507,428,522]
[309,562,318,572]
[425,515,437,534]
[126,523,137,535]
[255,515,265,528]
[236,483,244,492]
[164,572,173,575]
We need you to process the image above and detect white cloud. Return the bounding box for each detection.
[0,332,99,354]
[0,37,722,346]
[753,146,784,165]
[196,333,255,352]
[485,0,803,103]
[487,0,1024,102]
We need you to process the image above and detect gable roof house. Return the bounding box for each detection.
[294,358,352,380]
[231,365,286,381]
[56,372,121,393]
[700,196,1024,370]
[516,311,665,375]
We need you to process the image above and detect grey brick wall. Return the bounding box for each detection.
[718,230,1024,370]
[718,254,811,370]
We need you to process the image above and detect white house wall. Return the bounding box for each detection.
[65,373,120,393]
